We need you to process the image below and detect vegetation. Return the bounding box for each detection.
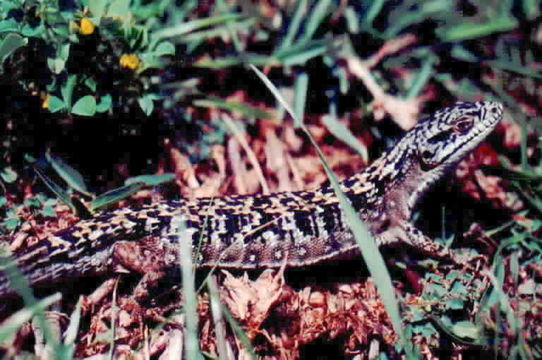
[1,0,542,358]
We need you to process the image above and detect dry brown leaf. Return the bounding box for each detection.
[265,128,292,192]
[345,55,421,130]
[220,268,285,337]
[364,34,418,69]
[165,139,200,192]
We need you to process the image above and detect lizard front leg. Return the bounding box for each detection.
[378,221,476,266]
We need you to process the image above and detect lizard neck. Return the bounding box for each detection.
[342,132,437,221]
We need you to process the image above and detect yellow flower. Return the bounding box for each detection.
[42,94,49,109]
[119,54,140,70]
[80,18,95,35]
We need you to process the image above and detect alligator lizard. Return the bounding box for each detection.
[0,101,504,301]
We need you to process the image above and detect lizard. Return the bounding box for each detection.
[0,101,504,302]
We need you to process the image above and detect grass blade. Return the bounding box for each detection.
[207,276,229,360]
[151,14,244,41]
[249,63,416,357]
[46,152,90,196]
[221,305,257,359]
[194,96,272,119]
[360,0,385,29]
[322,113,368,162]
[0,293,61,344]
[175,217,204,360]
[90,183,144,212]
[438,16,518,42]
[293,72,308,127]
[277,0,307,52]
[33,165,75,212]
[124,173,176,186]
[301,0,333,43]
[405,54,436,99]
[0,252,60,353]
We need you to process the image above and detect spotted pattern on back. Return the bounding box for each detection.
[0,101,504,298]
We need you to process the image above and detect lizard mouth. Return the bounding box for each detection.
[442,110,501,166]
[420,113,501,172]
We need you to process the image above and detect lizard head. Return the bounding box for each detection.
[415,101,503,172]
[399,101,503,212]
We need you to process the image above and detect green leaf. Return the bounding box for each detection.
[451,321,481,341]
[58,42,70,61]
[0,167,17,183]
[138,94,154,115]
[84,77,97,92]
[51,24,70,37]
[21,22,44,37]
[61,75,77,109]
[124,173,176,186]
[1,218,19,231]
[46,152,90,196]
[71,95,97,116]
[48,95,66,112]
[47,57,66,74]
[0,33,27,65]
[107,0,131,18]
[90,183,144,211]
[522,0,539,19]
[96,94,112,113]
[154,41,175,55]
[450,45,478,62]
[88,0,108,17]
[0,252,62,351]
[0,18,19,33]
[41,204,56,217]
[445,298,465,310]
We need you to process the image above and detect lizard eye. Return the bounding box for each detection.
[453,117,474,133]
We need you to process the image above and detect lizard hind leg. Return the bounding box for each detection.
[111,237,178,302]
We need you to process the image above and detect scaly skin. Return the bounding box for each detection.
[0,101,504,300]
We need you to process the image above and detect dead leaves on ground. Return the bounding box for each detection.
[74,268,395,359]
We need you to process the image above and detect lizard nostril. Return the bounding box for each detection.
[422,150,432,159]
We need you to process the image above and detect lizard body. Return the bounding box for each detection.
[0,101,504,299]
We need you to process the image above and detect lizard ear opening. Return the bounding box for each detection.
[421,150,432,160]
[419,149,438,170]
